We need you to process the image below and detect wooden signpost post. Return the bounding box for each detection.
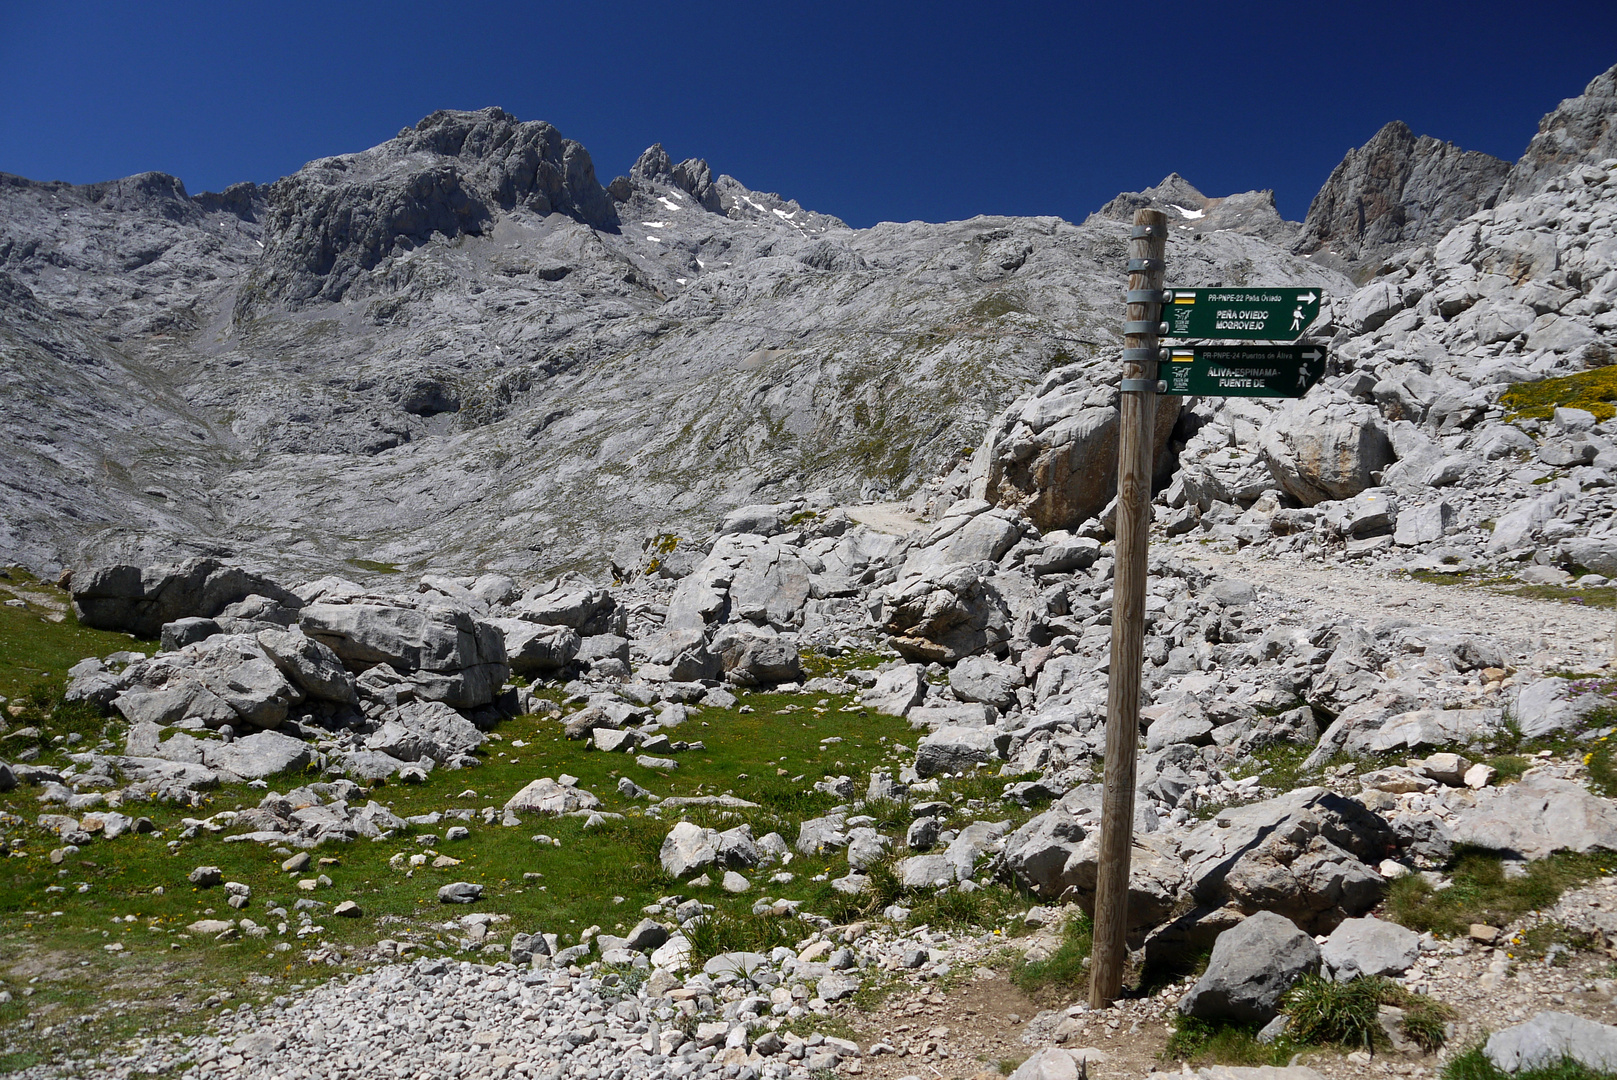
[1088,212,1329,1008]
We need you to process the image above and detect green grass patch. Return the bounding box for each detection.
[1444,1044,1617,1080]
[1586,739,1617,798]
[1013,911,1092,997]
[967,293,1026,321]
[1501,367,1617,424]
[1164,1017,1298,1068]
[345,559,402,574]
[1384,850,1612,938]
[798,649,889,682]
[1503,585,1617,610]
[1485,755,1532,782]
[0,581,152,704]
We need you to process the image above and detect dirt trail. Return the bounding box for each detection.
[1174,541,1617,674]
[844,503,928,537]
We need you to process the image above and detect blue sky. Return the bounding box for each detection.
[1,1,1613,228]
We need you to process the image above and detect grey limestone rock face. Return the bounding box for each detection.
[861,665,925,717]
[970,378,1183,534]
[487,618,580,677]
[948,654,1023,709]
[1503,63,1617,200]
[875,565,1013,664]
[1513,677,1613,739]
[660,820,721,877]
[1178,910,1321,1023]
[914,726,1010,778]
[709,627,803,686]
[240,108,618,314]
[256,628,359,704]
[1293,120,1510,270]
[999,809,1182,931]
[204,730,313,781]
[0,101,1346,581]
[503,776,600,816]
[298,601,507,709]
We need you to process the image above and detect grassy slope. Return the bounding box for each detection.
[0,628,1047,1071]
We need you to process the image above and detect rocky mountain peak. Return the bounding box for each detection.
[235,107,619,315]
[1292,120,1510,273]
[622,143,721,211]
[1091,173,1298,246]
[1503,62,1617,200]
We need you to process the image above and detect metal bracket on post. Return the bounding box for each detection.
[1119,378,1165,393]
[1129,224,1166,239]
[1126,258,1165,273]
[1123,320,1167,335]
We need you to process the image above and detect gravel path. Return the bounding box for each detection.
[1179,541,1617,674]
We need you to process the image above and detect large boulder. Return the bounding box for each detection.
[1319,917,1420,981]
[1450,776,1617,860]
[503,776,600,816]
[915,726,1010,778]
[487,618,580,677]
[874,565,1012,664]
[862,665,925,716]
[513,579,622,636]
[391,700,486,762]
[710,627,803,686]
[969,372,1181,532]
[1178,787,1396,932]
[728,543,812,629]
[949,655,1023,710]
[998,809,1182,931]
[204,730,313,781]
[660,821,721,877]
[71,559,301,638]
[1178,911,1320,1023]
[111,635,305,731]
[299,601,507,708]
[256,629,359,704]
[900,505,1025,580]
[1260,400,1395,506]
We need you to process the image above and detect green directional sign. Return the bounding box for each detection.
[1163,344,1327,398]
[1161,287,1322,341]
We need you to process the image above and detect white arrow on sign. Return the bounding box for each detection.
[1299,292,1317,304]
[1302,348,1323,361]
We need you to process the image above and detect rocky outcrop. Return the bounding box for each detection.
[1178,788,1396,932]
[299,600,508,709]
[1293,120,1510,269]
[237,108,618,313]
[1503,63,1617,200]
[71,559,301,638]
[970,369,1183,533]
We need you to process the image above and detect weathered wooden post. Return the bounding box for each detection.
[1088,207,1167,1008]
